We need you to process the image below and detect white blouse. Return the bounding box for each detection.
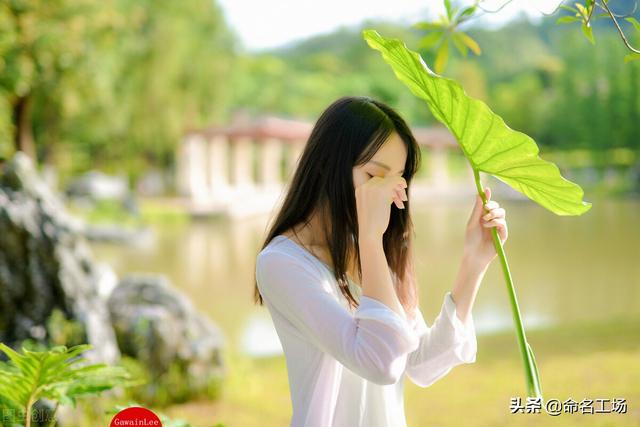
[255,235,478,427]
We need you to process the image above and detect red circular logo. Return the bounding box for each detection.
[110,406,162,426]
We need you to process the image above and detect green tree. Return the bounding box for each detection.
[0,0,236,185]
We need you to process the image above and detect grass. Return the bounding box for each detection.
[159,315,640,427]
[403,316,640,427]
[138,197,191,224]
[66,197,190,226]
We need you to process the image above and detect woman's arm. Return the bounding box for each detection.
[359,234,407,319]
[404,289,478,388]
[256,250,420,385]
[404,255,484,388]
[451,253,487,325]
[355,174,409,320]
[404,187,508,387]
[452,185,507,324]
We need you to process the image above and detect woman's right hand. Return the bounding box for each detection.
[355,175,408,240]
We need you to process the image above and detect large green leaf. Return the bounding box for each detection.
[362,29,592,216]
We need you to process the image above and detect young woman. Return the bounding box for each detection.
[253,96,508,427]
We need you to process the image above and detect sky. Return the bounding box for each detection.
[217,0,565,52]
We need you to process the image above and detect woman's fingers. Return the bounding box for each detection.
[483,200,499,211]
[478,188,509,243]
[392,186,407,209]
[482,207,505,221]
[395,185,408,201]
[393,193,405,209]
[482,218,509,241]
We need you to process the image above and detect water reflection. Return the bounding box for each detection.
[473,309,554,335]
[90,196,640,357]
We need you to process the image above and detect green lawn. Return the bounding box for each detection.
[162,316,640,427]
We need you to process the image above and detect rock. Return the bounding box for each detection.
[64,169,141,226]
[65,170,130,203]
[0,152,120,365]
[136,169,168,196]
[82,223,154,245]
[0,152,225,404]
[108,274,226,391]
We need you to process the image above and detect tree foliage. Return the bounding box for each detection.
[0,0,235,181]
[411,0,640,72]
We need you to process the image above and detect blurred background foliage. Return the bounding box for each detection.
[0,0,236,184]
[0,0,638,190]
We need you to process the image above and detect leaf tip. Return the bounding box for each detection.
[581,200,593,213]
[362,29,379,41]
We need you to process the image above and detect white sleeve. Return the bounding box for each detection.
[256,250,420,385]
[404,291,478,388]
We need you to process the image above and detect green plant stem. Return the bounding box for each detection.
[472,168,543,398]
[25,396,34,427]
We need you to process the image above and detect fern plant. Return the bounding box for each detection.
[363,29,592,399]
[0,342,138,427]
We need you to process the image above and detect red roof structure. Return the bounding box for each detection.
[185,114,458,149]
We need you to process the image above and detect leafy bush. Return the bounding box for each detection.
[0,343,138,427]
[118,356,224,407]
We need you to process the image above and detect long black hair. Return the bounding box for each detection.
[253,96,422,320]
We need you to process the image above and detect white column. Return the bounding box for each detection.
[208,134,231,200]
[286,140,306,179]
[259,137,283,188]
[184,134,210,202]
[231,136,254,190]
[177,137,190,196]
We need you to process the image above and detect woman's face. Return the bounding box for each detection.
[353,131,408,189]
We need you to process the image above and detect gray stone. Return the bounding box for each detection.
[0,152,120,365]
[108,274,226,388]
[0,152,225,400]
[65,170,130,203]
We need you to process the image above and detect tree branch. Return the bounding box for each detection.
[476,0,517,14]
[598,0,640,53]
[539,1,567,16]
[595,0,638,18]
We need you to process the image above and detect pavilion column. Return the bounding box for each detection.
[183,134,210,201]
[259,137,283,188]
[208,134,231,200]
[286,140,306,179]
[231,136,254,190]
[177,137,190,197]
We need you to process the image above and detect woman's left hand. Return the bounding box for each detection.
[463,186,508,271]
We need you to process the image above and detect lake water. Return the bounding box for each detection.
[91,195,640,358]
